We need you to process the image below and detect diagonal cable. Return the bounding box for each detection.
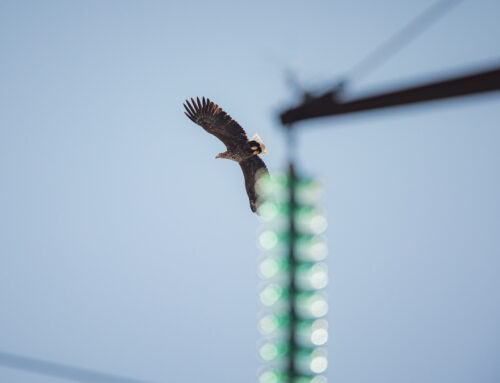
[0,351,149,383]
[348,0,464,83]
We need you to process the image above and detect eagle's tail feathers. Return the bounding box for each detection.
[251,133,267,154]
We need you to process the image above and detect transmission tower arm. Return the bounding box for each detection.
[280,66,500,125]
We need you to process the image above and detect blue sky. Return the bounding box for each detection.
[1,0,499,382]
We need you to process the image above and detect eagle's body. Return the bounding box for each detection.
[183,97,268,213]
[215,141,261,162]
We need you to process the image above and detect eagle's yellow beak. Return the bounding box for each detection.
[253,150,259,155]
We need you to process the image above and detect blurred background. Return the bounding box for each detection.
[1,0,499,382]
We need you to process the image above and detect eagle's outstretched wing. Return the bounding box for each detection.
[183,97,248,148]
[239,156,269,213]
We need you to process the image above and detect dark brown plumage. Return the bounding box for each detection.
[183,97,268,213]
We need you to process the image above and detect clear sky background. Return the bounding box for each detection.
[1,1,499,382]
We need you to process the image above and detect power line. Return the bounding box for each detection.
[0,351,149,383]
[347,0,464,84]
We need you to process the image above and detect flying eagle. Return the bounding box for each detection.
[183,97,268,213]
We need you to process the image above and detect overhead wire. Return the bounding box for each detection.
[346,0,464,84]
[0,351,148,383]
